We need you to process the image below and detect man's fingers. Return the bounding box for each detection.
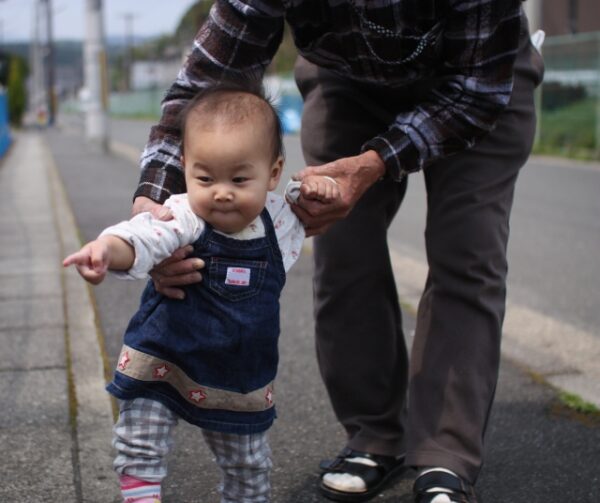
[132,196,164,217]
[150,205,174,221]
[155,285,187,300]
[150,270,202,300]
[291,201,343,234]
[152,270,203,288]
[292,165,322,181]
[154,256,204,277]
[154,245,195,268]
[305,223,332,237]
[148,246,203,300]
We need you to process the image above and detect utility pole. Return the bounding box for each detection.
[40,0,55,125]
[84,0,108,151]
[29,0,47,126]
[121,12,138,91]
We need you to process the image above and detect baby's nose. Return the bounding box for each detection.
[214,187,233,201]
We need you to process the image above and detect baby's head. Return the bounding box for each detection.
[179,81,284,233]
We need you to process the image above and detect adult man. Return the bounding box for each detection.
[133,1,544,501]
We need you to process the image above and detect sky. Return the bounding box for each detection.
[0,0,199,42]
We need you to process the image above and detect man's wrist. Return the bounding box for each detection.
[361,149,387,180]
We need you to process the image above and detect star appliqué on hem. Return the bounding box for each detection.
[153,364,170,378]
[189,389,207,403]
[118,351,130,371]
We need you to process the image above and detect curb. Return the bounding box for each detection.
[387,247,600,409]
[45,136,120,502]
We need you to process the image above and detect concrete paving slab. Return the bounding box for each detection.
[0,326,66,369]
[0,368,69,427]
[0,227,60,248]
[0,297,64,330]
[0,272,61,302]
[0,214,55,229]
[0,425,77,503]
[0,259,59,277]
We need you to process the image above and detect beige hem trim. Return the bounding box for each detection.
[116,345,274,412]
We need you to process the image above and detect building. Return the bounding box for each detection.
[130,59,183,91]
[540,0,600,36]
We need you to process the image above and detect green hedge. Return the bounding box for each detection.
[534,98,599,160]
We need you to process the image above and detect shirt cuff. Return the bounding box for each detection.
[97,228,151,280]
[362,134,422,181]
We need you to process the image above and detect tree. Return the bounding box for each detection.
[7,56,27,127]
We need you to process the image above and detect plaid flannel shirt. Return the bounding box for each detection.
[135,0,524,203]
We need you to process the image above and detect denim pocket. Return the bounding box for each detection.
[208,257,268,302]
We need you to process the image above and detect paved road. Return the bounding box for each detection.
[390,156,600,338]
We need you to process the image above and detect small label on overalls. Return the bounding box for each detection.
[225,267,251,286]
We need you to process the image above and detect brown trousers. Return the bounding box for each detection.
[294,17,544,482]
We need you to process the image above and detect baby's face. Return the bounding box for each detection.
[182,119,282,234]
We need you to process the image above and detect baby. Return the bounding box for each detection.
[63,82,339,503]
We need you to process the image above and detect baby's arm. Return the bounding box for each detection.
[299,175,340,203]
[62,235,135,285]
[63,195,204,285]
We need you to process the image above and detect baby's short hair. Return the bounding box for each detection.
[179,78,285,163]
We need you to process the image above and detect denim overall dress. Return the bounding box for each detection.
[107,208,287,434]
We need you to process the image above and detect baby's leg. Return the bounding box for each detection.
[202,429,272,503]
[113,398,178,502]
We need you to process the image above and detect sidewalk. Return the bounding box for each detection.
[0,129,599,502]
[0,131,119,502]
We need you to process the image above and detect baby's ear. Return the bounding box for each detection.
[268,157,284,191]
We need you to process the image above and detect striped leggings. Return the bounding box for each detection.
[113,398,272,503]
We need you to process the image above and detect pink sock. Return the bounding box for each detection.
[120,474,161,503]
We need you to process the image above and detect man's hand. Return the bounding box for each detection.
[132,196,204,299]
[301,175,341,204]
[132,195,173,220]
[292,150,386,236]
[149,245,204,300]
[63,239,110,285]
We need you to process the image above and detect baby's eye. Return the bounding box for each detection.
[197,176,212,183]
[232,177,249,184]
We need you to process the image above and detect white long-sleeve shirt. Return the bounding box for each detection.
[100,191,305,279]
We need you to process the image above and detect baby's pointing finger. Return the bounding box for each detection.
[63,250,88,268]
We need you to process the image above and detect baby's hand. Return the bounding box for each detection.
[63,239,110,285]
[300,175,340,204]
